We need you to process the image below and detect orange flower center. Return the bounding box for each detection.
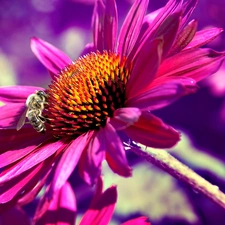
[44,51,131,137]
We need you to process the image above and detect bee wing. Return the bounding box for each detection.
[16,109,28,131]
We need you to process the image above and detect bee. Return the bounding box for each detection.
[17,90,47,133]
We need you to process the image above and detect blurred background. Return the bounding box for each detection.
[0,0,225,224]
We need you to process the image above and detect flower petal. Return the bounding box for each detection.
[35,182,76,225]
[0,86,42,103]
[48,134,88,196]
[18,169,50,206]
[126,78,198,111]
[109,107,141,130]
[79,185,117,225]
[185,27,223,50]
[125,112,180,148]
[180,0,197,27]
[92,0,118,51]
[0,103,26,129]
[0,156,54,204]
[0,139,66,184]
[157,48,225,81]
[80,43,95,56]
[136,0,182,46]
[104,123,132,177]
[129,12,181,63]
[0,128,51,168]
[153,12,181,58]
[121,216,150,225]
[30,37,71,78]
[117,0,149,56]
[169,19,198,56]
[79,130,105,186]
[126,38,163,99]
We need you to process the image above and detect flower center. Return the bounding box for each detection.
[44,51,131,137]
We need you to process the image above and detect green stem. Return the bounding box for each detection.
[131,147,225,210]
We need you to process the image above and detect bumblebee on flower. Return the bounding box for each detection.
[0,0,224,219]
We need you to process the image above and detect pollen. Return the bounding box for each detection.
[44,51,131,137]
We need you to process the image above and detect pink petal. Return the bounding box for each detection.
[92,0,118,51]
[0,139,67,184]
[0,156,54,204]
[18,169,50,206]
[0,128,51,168]
[185,27,223,50]
[0,103,27,129]
[157,48,225,81]
[117,0,149,56]
[104,123,132,177]
[79,130,105,186]
[152,12,181,58]
[169,19,198,56]
[126,38,163,99]
[125,112,180,148]
[48,134,88,197]
[180,0,197,27]
[139,8,162,37]
[35,182,76,225]
[0,207,31,225]
[30,37,71,78]
[129,12,181,63]
[80,43,95,56]
[89,177,104,207]
[109,107,141,130]
[136,0,182,46]
[121,216,150,225]
[0,86,42,103]
[126,78,198,111]
[104,0,118,51]
[79,185,117,225]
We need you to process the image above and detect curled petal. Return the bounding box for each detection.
[125,112,180,148]
[126,78,198,111]
[109,107,141,130]
[104,123,132,177]
[30,37,71,78]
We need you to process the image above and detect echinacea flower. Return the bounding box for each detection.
[0,0,224,215]
[36,178,150,225]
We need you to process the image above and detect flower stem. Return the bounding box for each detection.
[131,147,225,210]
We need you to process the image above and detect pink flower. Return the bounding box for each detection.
[35,179,150,225]
[0,0,224,215]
